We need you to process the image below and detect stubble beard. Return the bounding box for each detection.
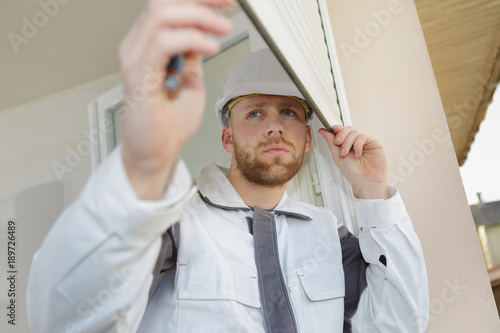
[233,138,305,187]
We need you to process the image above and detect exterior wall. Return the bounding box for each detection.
[326,0,500,331]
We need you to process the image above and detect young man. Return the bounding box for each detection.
[27,0,428,332]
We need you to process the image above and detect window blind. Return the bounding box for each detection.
[238,0,342,129]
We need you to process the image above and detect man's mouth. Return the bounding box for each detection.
[263,144,290,154]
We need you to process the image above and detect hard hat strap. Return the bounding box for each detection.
[222,94,312,125]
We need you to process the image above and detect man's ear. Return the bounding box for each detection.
[304,125,312,153]
[222,126,234,153]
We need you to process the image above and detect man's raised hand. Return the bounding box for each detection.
[118,0,233,200]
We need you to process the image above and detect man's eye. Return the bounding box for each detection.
[282,109,296,117]
[249,111,262,117]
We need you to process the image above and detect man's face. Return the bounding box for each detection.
[222,95,312,186]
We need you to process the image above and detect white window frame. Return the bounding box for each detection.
[87,84,123,171]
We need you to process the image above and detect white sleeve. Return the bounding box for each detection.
[26,145,195,333]
[350,188,429,332]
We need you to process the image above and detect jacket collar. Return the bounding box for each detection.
[195,163,312,221]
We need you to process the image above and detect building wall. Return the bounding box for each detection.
[326,0,500,331]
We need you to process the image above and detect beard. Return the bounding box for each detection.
[233,138,305,187]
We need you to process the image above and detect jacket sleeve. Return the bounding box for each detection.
[348,188,429,332]
[26,146,195,333]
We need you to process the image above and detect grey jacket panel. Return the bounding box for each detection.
[338,225,368,332]
[149,226,177,299]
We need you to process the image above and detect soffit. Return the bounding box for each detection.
[415,0,500,165]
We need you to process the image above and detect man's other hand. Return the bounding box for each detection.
[319,125,391,199]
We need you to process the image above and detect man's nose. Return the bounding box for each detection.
[265,113,285,138]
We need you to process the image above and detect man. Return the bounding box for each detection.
[26,0,429,332]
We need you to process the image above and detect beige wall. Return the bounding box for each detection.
[326,0,499,330]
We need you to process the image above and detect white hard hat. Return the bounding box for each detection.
[214,48,312,128]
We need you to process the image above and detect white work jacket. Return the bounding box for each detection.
[26,146,429,333]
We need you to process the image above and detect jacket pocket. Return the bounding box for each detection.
[297,263,345,301]
[292,263,345,332]
[176,259,263,332]
[177,259,260,307]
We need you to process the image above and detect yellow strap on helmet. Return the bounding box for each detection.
[223,94,312,123]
